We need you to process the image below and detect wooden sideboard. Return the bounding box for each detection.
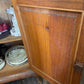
[11,0,84,84]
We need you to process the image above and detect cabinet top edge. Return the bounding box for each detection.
[12,0,84,13]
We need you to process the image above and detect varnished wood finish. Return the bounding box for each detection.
[0,70,37,84]
[0,35,22,44]
[39,0,84,11]
[76,17,84,63]
[0,63,39,84]
[0,63,29,77]
[17,0,39,8]
[71,69,81,84]
[0,0,40,83]
[15,6,81,84]
[17,0,84,12]
[11,0,84,84]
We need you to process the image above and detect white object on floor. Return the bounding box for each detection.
[7,6,21,37]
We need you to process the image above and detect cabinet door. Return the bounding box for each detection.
[18,7,81,84]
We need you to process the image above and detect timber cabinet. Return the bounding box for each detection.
[0,0,40,83]
[11,0,84,84]
[0,36,39,83]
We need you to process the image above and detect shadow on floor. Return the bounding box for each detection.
[5,77,50,84]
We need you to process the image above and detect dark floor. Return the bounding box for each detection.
[5,77,50,84]
[4,76,84,84]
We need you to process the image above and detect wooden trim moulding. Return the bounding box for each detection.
[0,70,37,84]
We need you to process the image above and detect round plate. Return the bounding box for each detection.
[0,59,5,70]
[5,45,28,66]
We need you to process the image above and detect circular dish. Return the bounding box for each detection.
[0,59,5,70]
[5,45,28,66]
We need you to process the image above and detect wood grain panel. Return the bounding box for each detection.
[39,0,84,11]
[17,0,39,7]
[19,8,51,76]
[48,13,76,84]
[0,35,22,44]
[46,0,83,2]
[71,69,81,84]
[48,10,81,84]
[0,70,37,84]
[0,63,29,77]
[18,7,81,84]
[76,17,84,63]
[16,0,84,11]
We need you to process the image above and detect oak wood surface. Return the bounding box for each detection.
[18,6,81,84]
[0,63,37,83]
[76,17,84,63]
[0,70,37,84]
[0,35,22,44]
[11,0,84,84]
[71,69,82,84]
[0,63,39,84]
[17,0,84,12]
[0,63,29,77]
[0,0,39,84]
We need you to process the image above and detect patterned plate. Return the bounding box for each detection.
[0,59,5,70]
[5,45,28,66]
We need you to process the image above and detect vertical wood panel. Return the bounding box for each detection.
[18,7,81,84]
[76,17,84,63]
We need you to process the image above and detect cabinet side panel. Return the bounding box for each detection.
[76,17,84,63]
